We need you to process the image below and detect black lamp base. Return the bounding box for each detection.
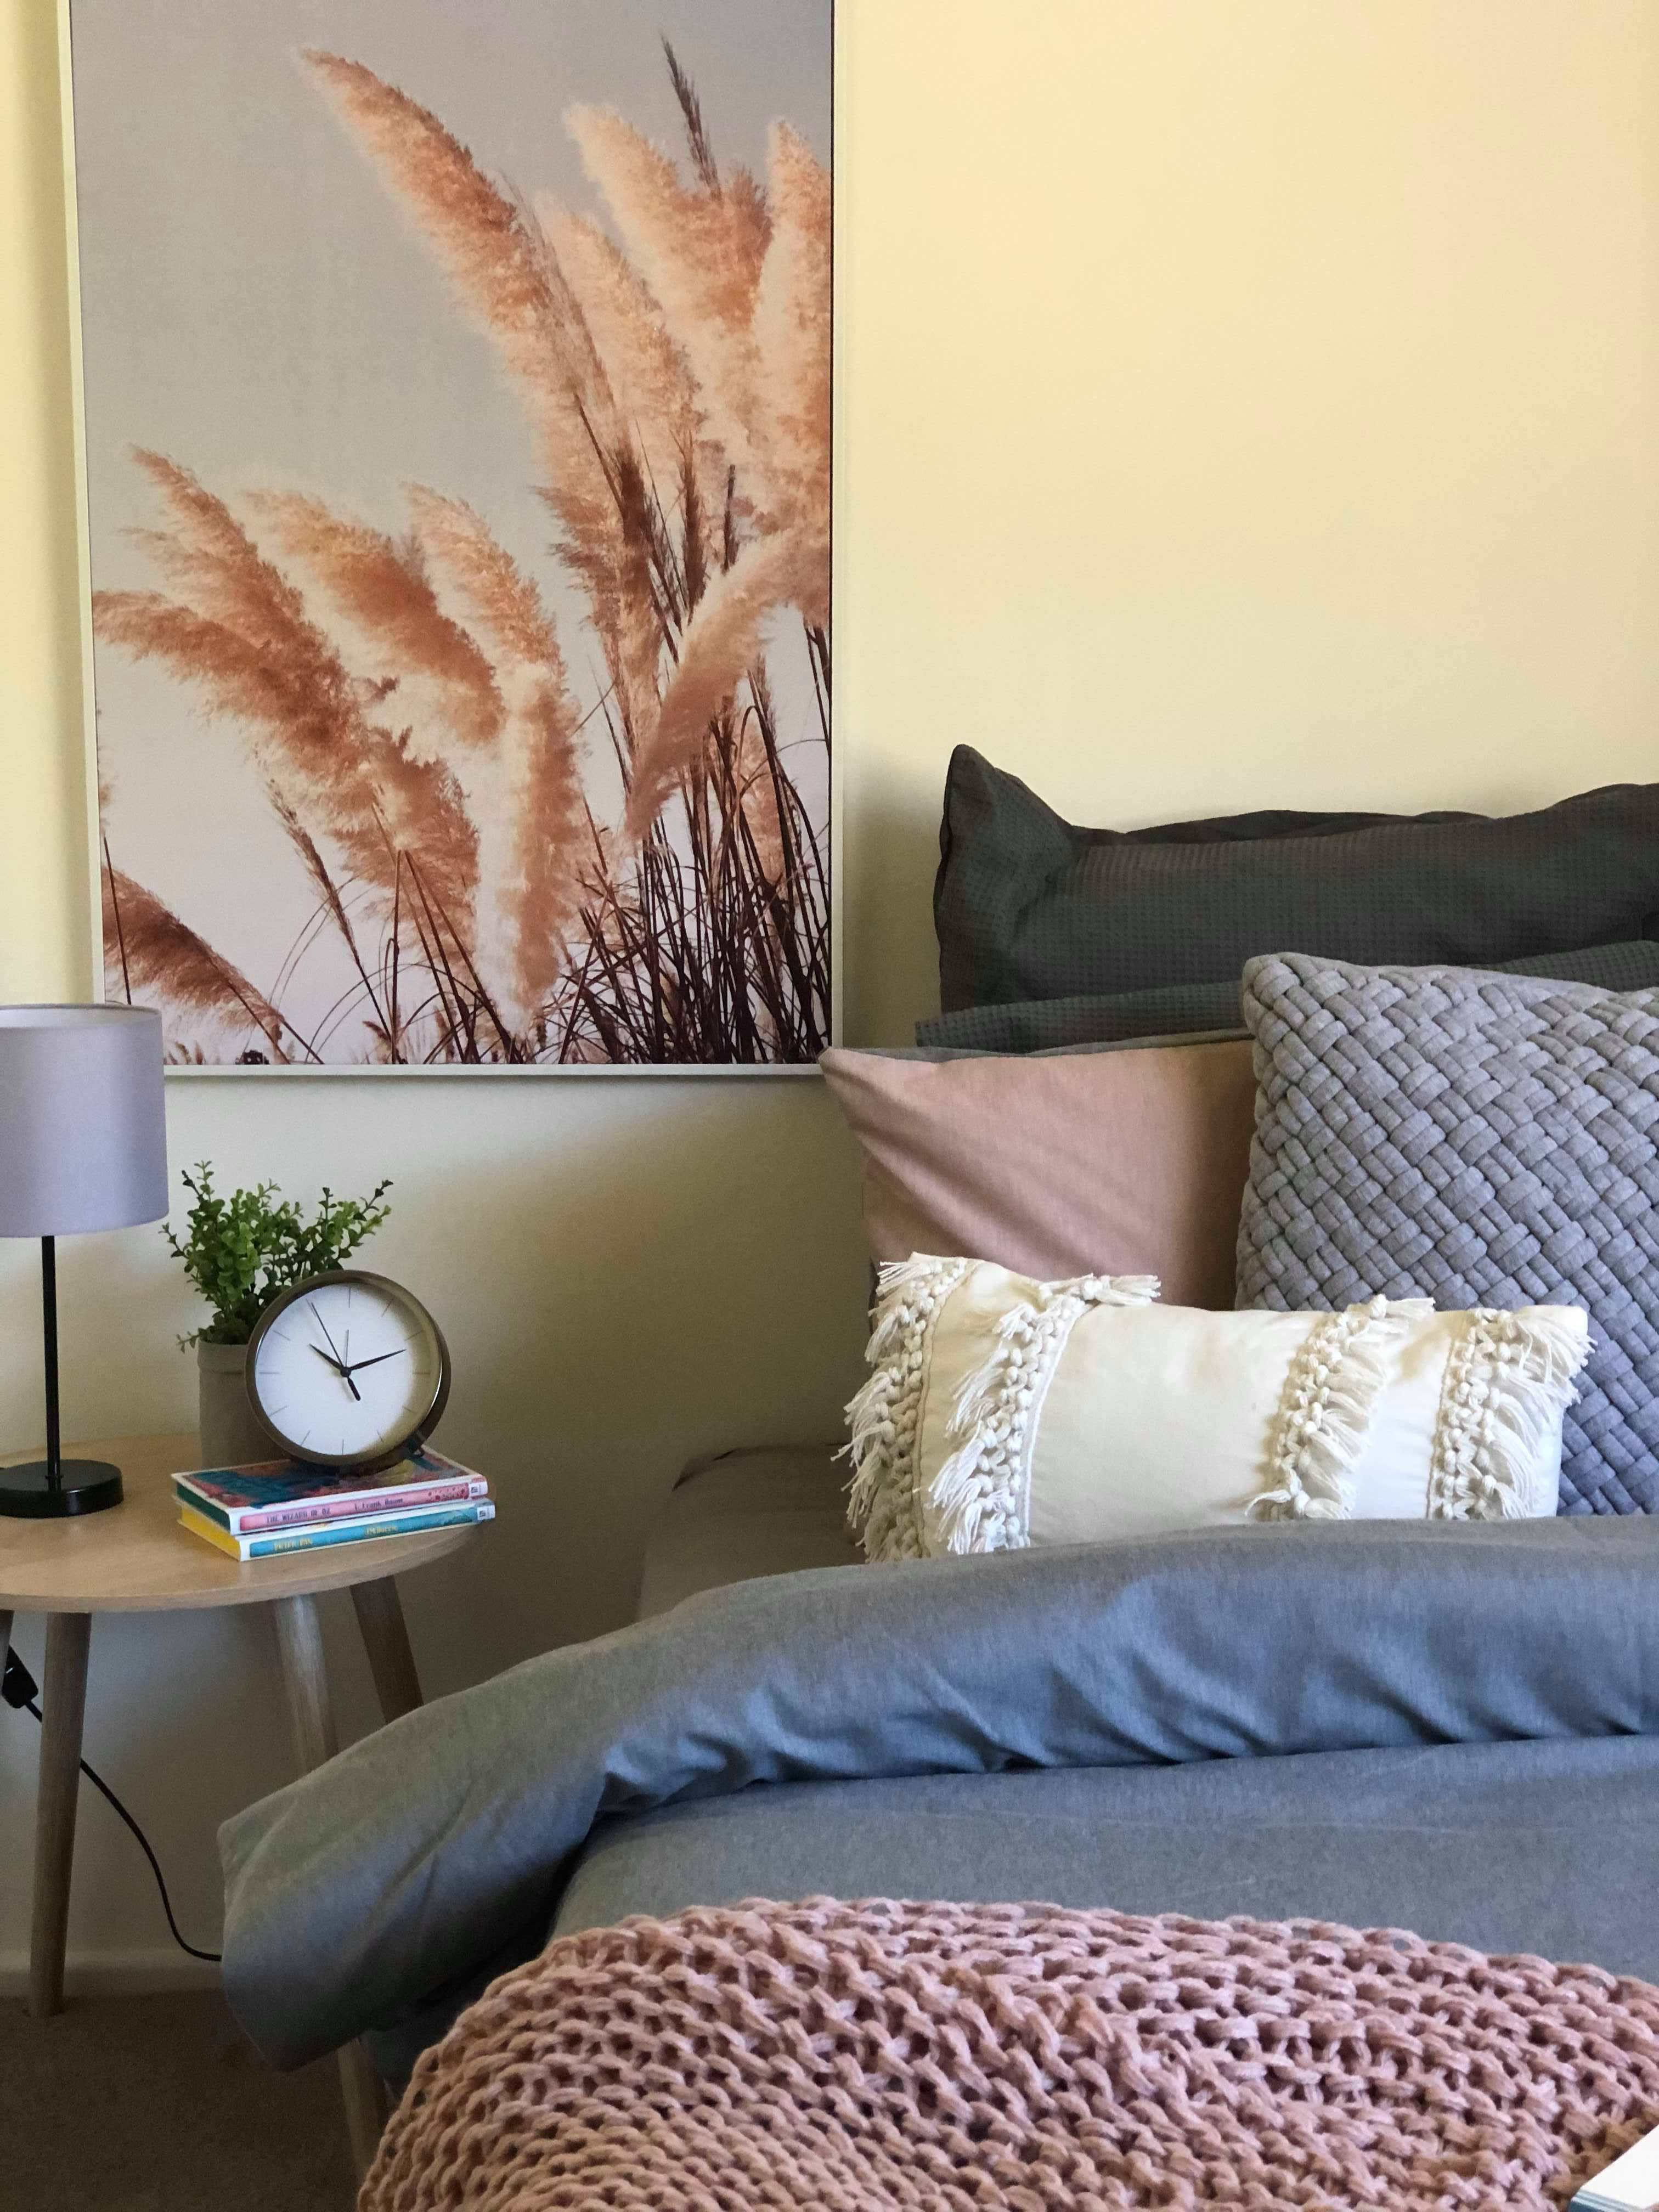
[0,1460,125,1520]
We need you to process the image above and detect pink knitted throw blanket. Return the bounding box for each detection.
[364,1899,1659,2210]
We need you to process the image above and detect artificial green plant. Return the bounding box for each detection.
[163,1161,393,1347]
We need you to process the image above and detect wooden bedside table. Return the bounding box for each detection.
[0,1430,484,2179]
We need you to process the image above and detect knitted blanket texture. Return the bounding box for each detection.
[362,1899,1659,2211]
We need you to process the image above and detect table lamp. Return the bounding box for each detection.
[0,1005,167,1517]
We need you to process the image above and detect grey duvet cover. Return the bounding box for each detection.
[554,1740,1658,1964]
[221,1515,1659,2075]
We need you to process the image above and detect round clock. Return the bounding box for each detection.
[245,1269,452,1472]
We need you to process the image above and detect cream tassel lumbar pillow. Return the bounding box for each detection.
[844,1257,1590,1563]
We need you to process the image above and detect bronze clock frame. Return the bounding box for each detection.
[244,1268,452,1473]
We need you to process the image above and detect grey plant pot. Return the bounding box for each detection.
[196,1339,271,1470]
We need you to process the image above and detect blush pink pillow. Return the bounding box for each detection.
[819,1040,1257,1311]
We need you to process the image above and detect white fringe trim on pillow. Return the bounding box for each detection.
[927,1273,1160,1555]
[1426,1306,1590,1519]
[843,1256,970,1562]
[843,1259,1159,1562]
[1249,1297,1434,1521]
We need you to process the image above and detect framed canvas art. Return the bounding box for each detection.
[61,0,831,1070]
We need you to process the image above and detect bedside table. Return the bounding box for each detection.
[0,1431,484,2179]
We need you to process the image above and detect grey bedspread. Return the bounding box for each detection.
[221,1516,1659,2069]
[554,1741,1659,1959]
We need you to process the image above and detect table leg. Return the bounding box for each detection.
[350,1578,423,1724]
[271,1590,336,1770]
[0,1609,12,1678]
[269,1592,389,2184]
[336,2036,391,2180]
[30,1612,91,2019]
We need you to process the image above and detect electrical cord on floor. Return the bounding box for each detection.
[3,1647,222,1965]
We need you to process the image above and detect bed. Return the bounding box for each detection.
[632,1444,858,1618]
[217,761,1659,2203]
[566,1447,1659,1976]
[224,1483,1659,2076]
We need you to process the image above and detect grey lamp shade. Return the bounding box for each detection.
[0,1005,168,1237]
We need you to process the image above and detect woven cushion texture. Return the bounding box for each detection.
[1237,953,1659,1516]
[916,938,1659,1053]
[934,745,1659,1014]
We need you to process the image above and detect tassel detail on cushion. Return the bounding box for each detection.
[842,1256,969,1562]
[1250,1299,1433,1521]
[1426,1306,1591,1519]
[927,1274,1160,1555]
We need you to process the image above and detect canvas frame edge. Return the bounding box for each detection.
[54,0,841,1080]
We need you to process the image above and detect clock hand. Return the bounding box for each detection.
[342,1348,407,1375]
[312,1309,367,1398]
[314,1345,363,1398]
[311,1302,349,1365]
[310,1342,363,1401]
[308,1306,363,1402]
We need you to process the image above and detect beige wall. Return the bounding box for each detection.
[4,0,1659,1978]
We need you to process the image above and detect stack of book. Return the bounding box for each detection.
[174,1447,493,1560]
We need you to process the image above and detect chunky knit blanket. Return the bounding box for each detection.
[363,1899,1659,2211]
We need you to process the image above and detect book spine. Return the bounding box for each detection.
[175,1491,235,1530]
[176,1476,487,1534]
[241,1479,488,1532]
[240,1500,494,1559]
[176,1505,243,1559]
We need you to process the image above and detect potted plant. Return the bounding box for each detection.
[165,1163,393,1467]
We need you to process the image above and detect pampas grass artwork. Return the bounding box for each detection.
[81,18,830,1066]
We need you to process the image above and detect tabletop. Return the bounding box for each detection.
[0,1434,481,1613]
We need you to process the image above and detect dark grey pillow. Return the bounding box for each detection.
[1235,952,1659,1516]
[934,746,1659,1015]
[920,980,1250,1051]
[917,940,1659,1052]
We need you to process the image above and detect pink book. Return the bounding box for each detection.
[171,1446,488,1534]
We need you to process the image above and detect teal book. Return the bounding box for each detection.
[178,1497,494,1561]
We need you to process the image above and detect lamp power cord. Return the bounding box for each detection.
[3,1647,222,1965]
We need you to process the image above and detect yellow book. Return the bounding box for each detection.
[178,1503,243,1559]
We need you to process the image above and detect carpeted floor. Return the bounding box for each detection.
[0,1989,357,2211]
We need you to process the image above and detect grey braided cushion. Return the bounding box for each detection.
[1235,953,1659,1516]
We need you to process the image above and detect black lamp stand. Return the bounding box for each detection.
[0,1238,124,1519]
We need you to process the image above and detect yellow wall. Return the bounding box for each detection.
[1,0,88,998]
[5,0,1659,1976]
[839,0,1659,1039]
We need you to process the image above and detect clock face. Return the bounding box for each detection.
[247,1272,449,1469]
